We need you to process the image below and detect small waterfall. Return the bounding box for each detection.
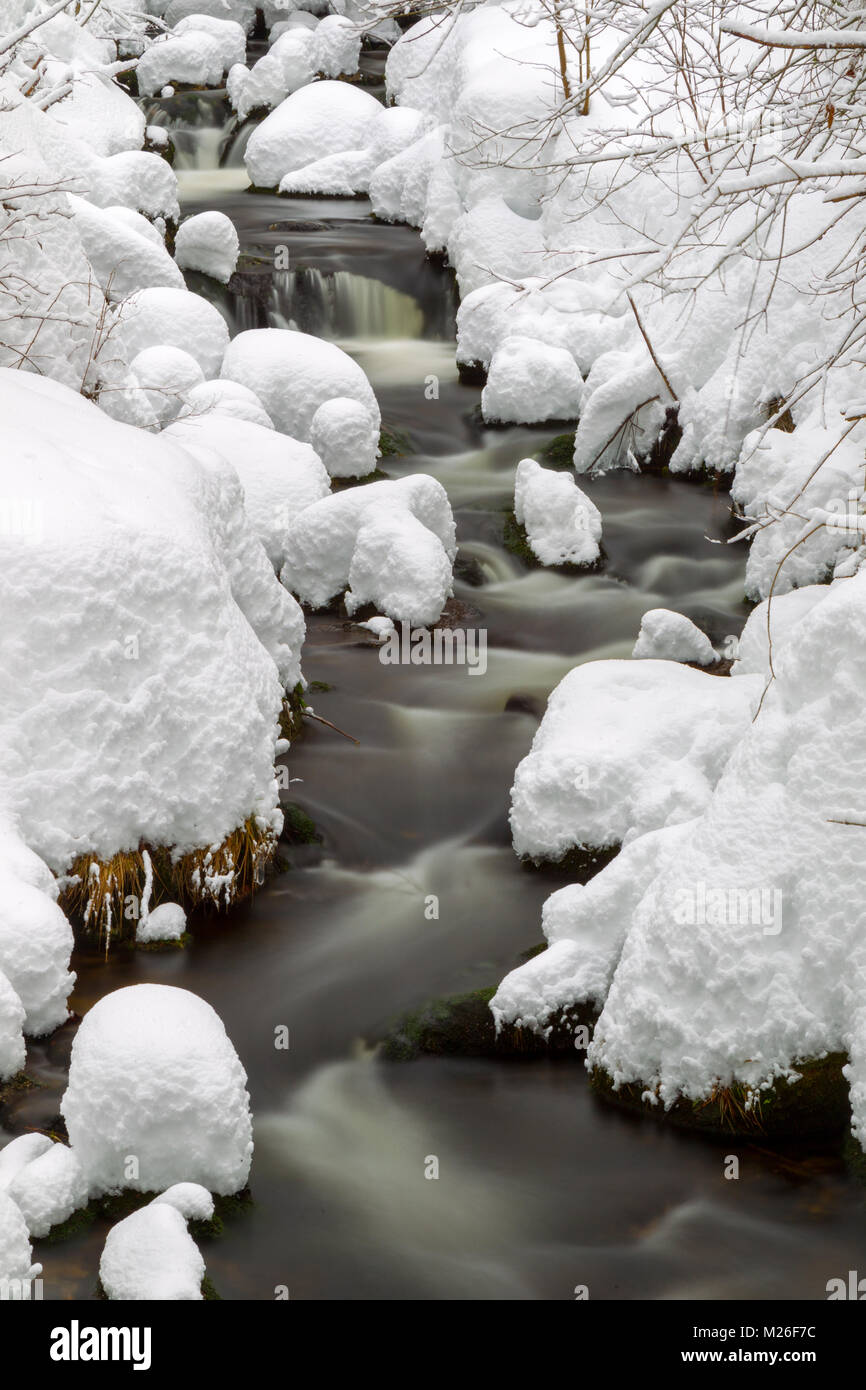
[268,268,425,341]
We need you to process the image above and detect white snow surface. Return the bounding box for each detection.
[99,1201,206,1300]
[0,973,25,1082]
[244,80,383,189]
[136,901,188,944]
[509,659,762,861]
[136,19,246,97]
[0,1134,53,1192]
[114,287,230,378]
[62,984,253,1196]
[175,211,240,283]
[281,474,456,625]
[0,1191,40,1285]
[310,396,379,479]
[7,1142,89,1239]
[482,337,583,426]
[632,609,718,666]
[180,378,274,429]
[513,459,602,568]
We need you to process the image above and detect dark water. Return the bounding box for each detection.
[8,66,866,1302]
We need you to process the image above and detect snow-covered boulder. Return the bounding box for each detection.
[0,371,301,895]
[513,459,602,567]
[227,29,318,120]
[7,1142,88,1239]
[0,1192,40,1286]
[136,902,187,945]
[244,80,382,189]
[732,586,829,679]
[510,659,763,862]
[0,1135,54,1192]
[180,379,274,429]
[62,984,253,1196]
[166,414,331,570]
[67,196,184,300]
[99,1200,206,1301]
[130,345,206,424]
[482,337,583,425]
[0,972,25,1082]
[164,0,257,28]
[151,1183,214,1221]
[136,18,246,97]
[632,609,718,666]
[115,287,230,378]
[221,327,380,441]
[174,211,239,283]
[309,397,379,479]
[51,71,146,158]
[282,474,456,625]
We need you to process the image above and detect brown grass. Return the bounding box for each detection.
[61,816,276,948]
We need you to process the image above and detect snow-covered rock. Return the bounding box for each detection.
[0,371,301,886]
[136,902,187,944]
[632,609,718,666]
[483,337,583,425]
[282,474,456,625]
[62,984,253,1196]
[115,287,230,378]
[0,1134,54,1192]
[136,18,246,97]
[221,327,379,441]
[309,397,379,479]
[510,659,762,862]
[227,29,318,120]
[513,459,602,567]
[100,1200,206,1301]
[151,1183,214,1221]
[164,0,256,28]
[7,1142,88,1239]
[180,379,274,429]
[0,874,74,1036]
[166,414,331,570]
[129,345,205,424]
[244,80,382,189]
[175,211,239,284]
[66,196,184,300]
[0,1192,40,1286]
[0,974,25,1081]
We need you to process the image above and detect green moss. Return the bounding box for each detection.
[590,1052,850,1140]
[308,680,333,693]
[133,932,192,953]
[378,986,591,1061]
[503,511,604,576]
[282,802,322,846]
[0,1071,37,1111]
[378,426,413,458]
[520,841,620,879]
[534,431,576,470]
[330,467,390,491]
[280,683,307,740]
[202,1274,222,1300]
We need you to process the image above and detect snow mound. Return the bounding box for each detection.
[115,286,230,377]
[151,1183,214,1221]
[136,902,187,944]
[0,973,25,1082]
[164,0,257,30]
[7,1142,88,1239]
[180,379,274,429]
[62,984,253,1196]
[282,474,456,625]
[221,327,379,441]
[482,337,583,425]
[514,459,602,567]
[227,29,318,120]
[245,80,382,189]
[310,397,379,479]
[0,1192,40,1285]
[175,211,239,283]
[0,873,74,1036]
[510,659,762,862]
[130,345,205,425]
[166,414,331,570]
[100,1200,206,1301]
[67,196,184,300]
[0,371,301,880]
[0,1134,54,1192]
[632,609,717,666]
[136,18,246,97]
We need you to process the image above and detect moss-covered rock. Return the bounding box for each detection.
[520,841,620,879]
[534,431,576,470]
[378,426,413,458]
[590,1052,851,1140]
[281,802,322,846]
[378,986,592,1061]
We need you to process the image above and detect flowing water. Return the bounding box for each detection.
[10,59,866,1302]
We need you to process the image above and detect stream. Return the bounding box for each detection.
[8,50,866,1302]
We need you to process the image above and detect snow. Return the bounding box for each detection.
[310,397,379,479]
[165,413,331,570]
[151,1182,214,1221]
[174,211,239,283]
[0,371,302,884]
[482,337,583,426]
[163,0,257,29]
[62,984,253,1196]
[513,459,602,568]
[6,1142,88,1239]
[221,327,380,442]
[0,1192,40,1285]
[180,378,274,429]
[632,609,718,666]
[99,1200,206,1300]
[0,872,74,1035]
[115,287,230,379]
[136,18,246,97]
[136,901,187,944]
[51,71,146,158]
[0,1134,53,1192]
[0,974,25,1082]
[228,30,318,120]
[130,345,205,424]
[244,80,383,189]
[509,659,763,862]
[67,195,184,300]
[282,474,456,625]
